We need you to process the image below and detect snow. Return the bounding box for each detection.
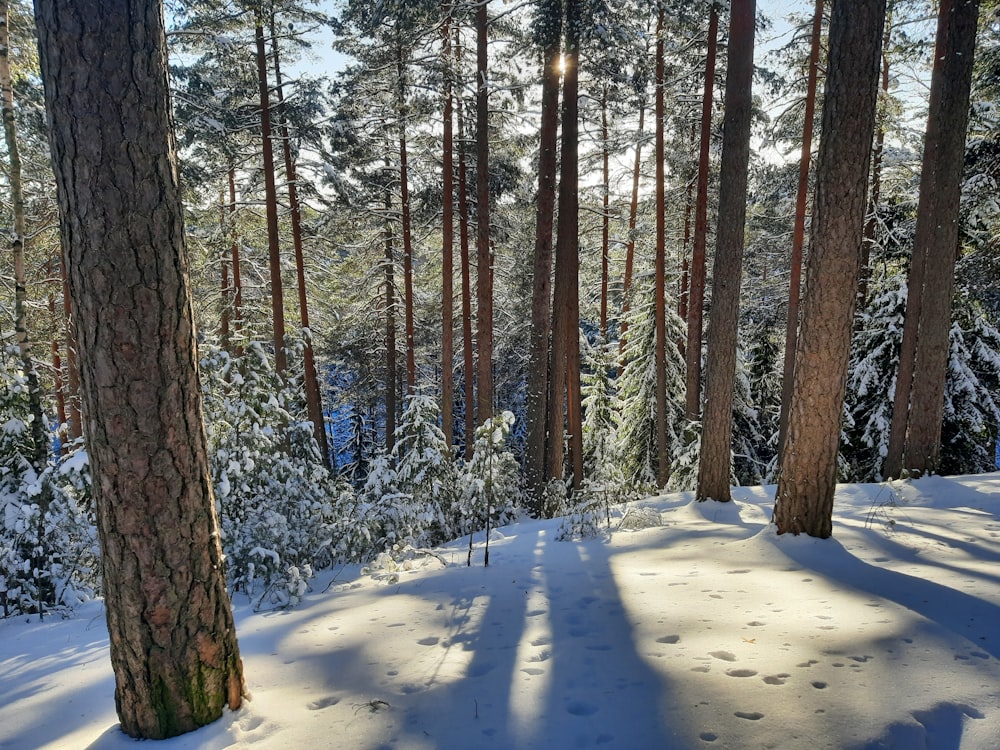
[2,475,1000,749]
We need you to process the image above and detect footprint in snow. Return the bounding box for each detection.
[699,732,719,742]
[709,651,737,662]
[656,635,681,644]
[812,681,827,689]
[762,674,789,685]
[726,668,758,678]
[727,569,751,574]
[531,636,552,647]
[521,667,545,676]
[565,700,599,717]
[417,636,440,646]
[308,695,340,710]
[735,711,765,721]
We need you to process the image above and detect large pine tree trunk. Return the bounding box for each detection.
[777,0,824,460]
[685,2,720,421]
[888,0,980,477]
[441,4,456,447]
[34,0,244,736]
[696,0,756,503]
[524,0,561,506]
[254,13,287,373]
[270,20,330,465]
[774,0,886,538]
[475,1,494,423]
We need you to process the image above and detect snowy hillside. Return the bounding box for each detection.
[2,475,999,749]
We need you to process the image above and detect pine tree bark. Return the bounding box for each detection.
[441,3,456,447]
[254,12,287,373]
[270,18,330,465]
[475,1,494,423]
[777,0,824,460]
[696,0,756,503]
[524,0,561,505]
[34,0,244,736]
[774,0,886,538]
[887,0,980,478]
[549,0,584,488]
[685,2,720,421]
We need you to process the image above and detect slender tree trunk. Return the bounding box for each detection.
[859,16,892,309]
[549,0,584,488]
[456,32,476,459]
[524,0,561,504]
[774,0,886,538]
[685,1,720,421]
[654,8,669,487]
[777,0,824,460]
[48,260,67,439]
[887,0,980,478]
[475,0,494,423]
[384,161,398,454]
[219,189,231,345]
[61,258,82,442]
[600,85,611,340]
[270,18,330,465]
[254,12,286,373]
[696,0,756,503]
[618,100,645,365]
[1,0,48,472]
[34,0,245,736]
[396,37,417,394]
[441,3,456,447]
[228,166,244,354]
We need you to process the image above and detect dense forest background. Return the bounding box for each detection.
[2,0,999,618]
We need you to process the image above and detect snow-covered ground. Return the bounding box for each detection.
[2,475,999,749]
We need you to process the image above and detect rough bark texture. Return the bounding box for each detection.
[441,5,455,447]
[475,1,494,423]
[697,0,756,503]
[892,0,980,477]
[774,0,886,538]
[33,0,244,737]
[524,0,561,505]
[61,259,82,441]
[685,2,719,421]
[777,0,823,461]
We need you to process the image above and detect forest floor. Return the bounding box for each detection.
[2,474,999,749]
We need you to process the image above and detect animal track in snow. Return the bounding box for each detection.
[726,668,758,678]
[699,731,719,742]
[812,681,827,689]
[566,700,599,717]
[521,667,545,676]
[762,674,789,685]
[735,711,764,721]
[417,636,440,646]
